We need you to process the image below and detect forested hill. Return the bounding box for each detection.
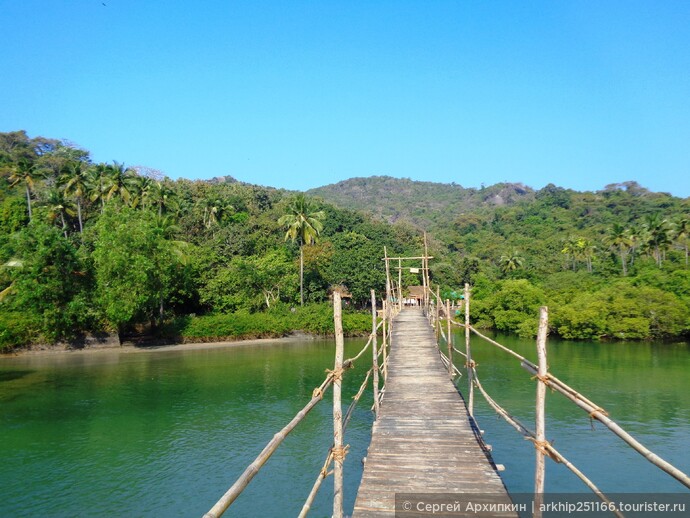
[1,130,689,347]
[308,176,535,227]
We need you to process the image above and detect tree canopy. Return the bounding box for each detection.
[1,130,689,348]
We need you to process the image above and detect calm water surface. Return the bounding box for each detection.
[1,334,689,517]
[460,331,690,496]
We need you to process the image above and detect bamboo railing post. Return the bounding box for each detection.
[382,299,388,382]
[332,292,344,518]
[371,290,380,419]
[446,298,453,378]
[435,286,440,339]
[464,283,474,416]
[534,306,549,517]
[384,246,391,302]
[398,258,403,311]
[422,241,427,311]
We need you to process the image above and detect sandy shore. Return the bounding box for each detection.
[1,333,320,359]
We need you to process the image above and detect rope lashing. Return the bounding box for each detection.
[312,387,324,400]
[588,406,609,418]
[529,438,561,463]
[331,445,350,463]
[465,360,477,368]
[320,452,334,478]
[325,367,345,381]
[530,373,550,384]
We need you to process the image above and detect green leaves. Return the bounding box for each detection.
[5,222,88,341]
[92,206,182,332]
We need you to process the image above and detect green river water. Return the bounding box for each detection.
[1,334,689,517]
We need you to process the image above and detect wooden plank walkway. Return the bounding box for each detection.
[353,307,517,517]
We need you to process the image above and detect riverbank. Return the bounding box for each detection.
[0,304,373,355]
[0,332,322,358]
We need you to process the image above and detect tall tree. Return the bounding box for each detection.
[604,223,632,276]
[7,222,88,340]
[278,194,325,306]
[673,215,690,268]
[7,159,42,222]
[43,187,76,237]
[61,161,90,233]
[87,163,109,213]
[644,214,672,267]
[499,250,524,275]
[104,161,137,205]
[93,206,179,333]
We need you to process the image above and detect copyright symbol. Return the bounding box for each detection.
[402,500,412,511]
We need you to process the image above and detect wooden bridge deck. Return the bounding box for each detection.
[353,307,516,517]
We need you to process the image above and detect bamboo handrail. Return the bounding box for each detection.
[203,372,336,518]
[520,363,690,489]
[470,366,624,518]
[427,280,690,492]
[298,368,373,518]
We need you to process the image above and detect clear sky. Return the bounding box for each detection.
[2,1,689,197]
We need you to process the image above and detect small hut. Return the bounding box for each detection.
[404,286,425,306]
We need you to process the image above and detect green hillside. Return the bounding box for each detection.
[1,131,689,348]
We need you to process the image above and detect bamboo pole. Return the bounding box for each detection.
[423,233,430,311]
[464,283,474,416]
[384,246,391,302]
[332,292,344,518]
[203,375,334,518]
[472,316,690,490]
[534,306,549,517]
[446,298,453,378]
[435,286,440,339]
[520,363,690,489]
[470,366,624,518]
[382,299,388,382]
[398,258,402,311]
[299,368,373,518]
[371,290,380,419]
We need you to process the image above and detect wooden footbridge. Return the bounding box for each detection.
[203,247,690,518]
[353,307,514,516]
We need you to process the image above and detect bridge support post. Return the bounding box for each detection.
[435,286,440,339]
[332,292,344,518]
[446,298,453,378]
[382,299,388,382]
[371,290,380,419]
[464,283,474,416]
[534,306,549,517]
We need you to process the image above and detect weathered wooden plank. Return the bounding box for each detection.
[352,307,516,518]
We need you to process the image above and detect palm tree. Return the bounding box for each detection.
[104,161,137,205]
[561,236,596,273]
[8,159,41,221]
[561,236,579,271]
[61,161,90,233]
[576,237,596,273]
[644,214,672,267]
[87,163,109,213]
[43,188,76,237]
[628,225,649,267]
[604,223,632,276]
[129,175,153,210]
[150,181,177,217]
[673,216,690,268]
[499,250,524,275]
[278,194,325,306]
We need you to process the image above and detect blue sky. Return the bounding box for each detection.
[2,1,689,197]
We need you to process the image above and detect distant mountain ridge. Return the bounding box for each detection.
[307,175,535,227]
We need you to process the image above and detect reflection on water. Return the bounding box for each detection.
[1,335,688,517]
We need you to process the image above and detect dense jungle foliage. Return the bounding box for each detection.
[1,131,689,349]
